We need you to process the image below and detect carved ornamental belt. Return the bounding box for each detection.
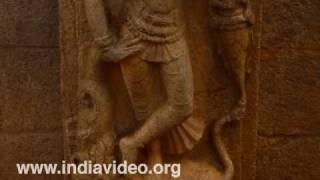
[126,0,182,44]
[127,17,182,43]
[209,0,254,30]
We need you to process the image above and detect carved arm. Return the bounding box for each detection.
[84,0,113,48]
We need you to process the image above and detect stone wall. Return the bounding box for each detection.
[257,0,320,180]
[0,0,63,179]
[0,0,319,180]
[257,0,320,179]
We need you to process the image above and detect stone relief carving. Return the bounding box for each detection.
[209,0,254,120]
[209,1,254,179]
[62,0,254,180]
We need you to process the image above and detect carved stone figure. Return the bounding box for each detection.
[117,0,195,165]
[210,0,254,119]
[209,0,254,180]
[65,0,254,179]
[83,0,206,179]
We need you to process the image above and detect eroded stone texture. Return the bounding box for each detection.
[258,0,320,179]
[0,0,318,179]
[0,174,62,180]
[0,2,10,45]
[0,0,63,180]
[259,50,320,136]
[4,0,59,47]
[262,0,320,49]
[257,137,320,180]
[1,48,61,133]
[0,133,63,174]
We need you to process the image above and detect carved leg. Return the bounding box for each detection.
[120,55,157,122]
[119,55,157,164]
[218,28,250,120]
[120,53,194,164]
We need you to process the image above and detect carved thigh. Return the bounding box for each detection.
[219,28,249,73]
[161,54,194,116]
[120,56,156,121]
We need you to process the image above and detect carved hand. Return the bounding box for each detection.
[101,35,143,63]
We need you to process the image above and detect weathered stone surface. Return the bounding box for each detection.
[3,0,59,47]
[0,48,9,130]
[0,0,319,180]
[0,1,62,179]
[59,0,261,180]
[0,48,61,133]
[257,137,320,180]
[0,174,62,180]
[0,133,63,175]
[262,0,320,49]
[0,2,10,45]
[259,49,320,136]
[258,1,320,178]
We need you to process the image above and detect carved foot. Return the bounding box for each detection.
[119,137,139,164]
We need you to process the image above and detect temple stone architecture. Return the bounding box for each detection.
[0,0,319,180]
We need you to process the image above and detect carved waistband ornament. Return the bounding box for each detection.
[210,0,254,30]
[123,0,185,63]
[126,0,182,43]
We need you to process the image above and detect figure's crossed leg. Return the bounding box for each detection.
[120,53,194,164]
